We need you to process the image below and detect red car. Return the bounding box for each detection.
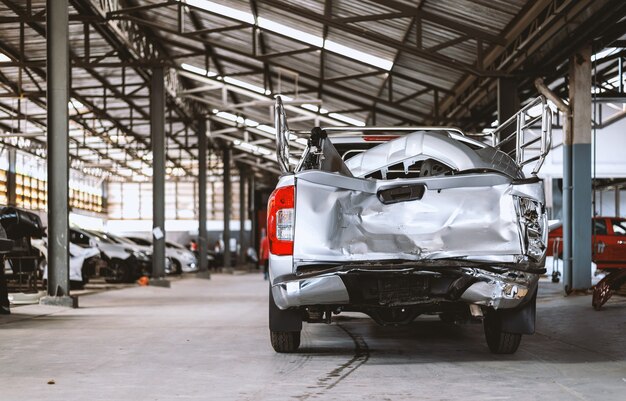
[548,217,626,270]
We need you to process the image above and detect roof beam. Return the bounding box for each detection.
[334,11,410,24]
[258,0,499,76]
[125,4,453,94]
[150,35,431,123]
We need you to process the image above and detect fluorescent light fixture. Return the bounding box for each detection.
[183,0,254,24]
[324,40,393,71]
[69,98,85,110]
[223,76,266,94]
[181,62,217,77]
[257,124,275,134]
[180,2,394,71]
[239,142,257,152]
[299,103,329,115]
[328,112,365,127]
[257,147,272,156]
[591,47,618,63]
[171,167,186,176]
[0,53,10,62]
[216,111,238,122]
[233,139,273,156]
[258,17,323,47]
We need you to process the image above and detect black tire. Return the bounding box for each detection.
[269,287,302,353]
[81,264,90,286]
[70,258,94,290]
[37,258,46,280]
[70,280,85,290]
[105,258,132,283]
[270,331,301,353]
[484,311,522,354]
[171,260,182,275]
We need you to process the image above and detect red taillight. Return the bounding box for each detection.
[267,185,295,256]
[362,135,399,141]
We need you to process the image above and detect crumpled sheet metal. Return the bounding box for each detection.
[293,171,527,266]
[344,131,483,178]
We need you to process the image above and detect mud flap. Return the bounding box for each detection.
[269,286,303,332]
[500,287,537,334]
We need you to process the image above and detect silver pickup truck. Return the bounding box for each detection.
[268,96,552,354]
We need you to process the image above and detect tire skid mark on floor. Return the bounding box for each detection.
[292,322,370,400]
[241,355,313,401]
[324,323,370,390]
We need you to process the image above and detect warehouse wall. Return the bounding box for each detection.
[537,112,626,179]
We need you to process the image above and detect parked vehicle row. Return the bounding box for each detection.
[1,206,200,290]
[27,229,195,288]
[125,236,199,274]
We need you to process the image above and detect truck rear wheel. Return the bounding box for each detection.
[270,331,301,353]
[269,287,302,353]
[483,310,522,354]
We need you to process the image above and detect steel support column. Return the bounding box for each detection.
[564,44,593,292]
[497,78,519,154]
[150,66,169,287]
[7,149,16,206]
[222,145,231,268]
[238,166,246,266]
[248,173,256,257]
[41,0,75,308]
[197,118,210,277]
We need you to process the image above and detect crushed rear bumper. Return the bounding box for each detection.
[271,267,538,311]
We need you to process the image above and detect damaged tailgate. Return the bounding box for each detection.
[293,170,542,269]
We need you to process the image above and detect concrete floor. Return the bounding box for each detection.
[1,274,625,401]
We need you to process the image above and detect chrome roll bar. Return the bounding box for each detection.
[491,96,553,175]
[274,96,291,173]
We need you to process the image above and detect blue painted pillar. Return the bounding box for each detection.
[563,45,592,292]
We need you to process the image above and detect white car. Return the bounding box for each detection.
[89,231,176,276]
[70,228,151,283]
[126,236,199,274]
[32,238,101,289]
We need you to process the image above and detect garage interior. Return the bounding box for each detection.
[1,0,625,400]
